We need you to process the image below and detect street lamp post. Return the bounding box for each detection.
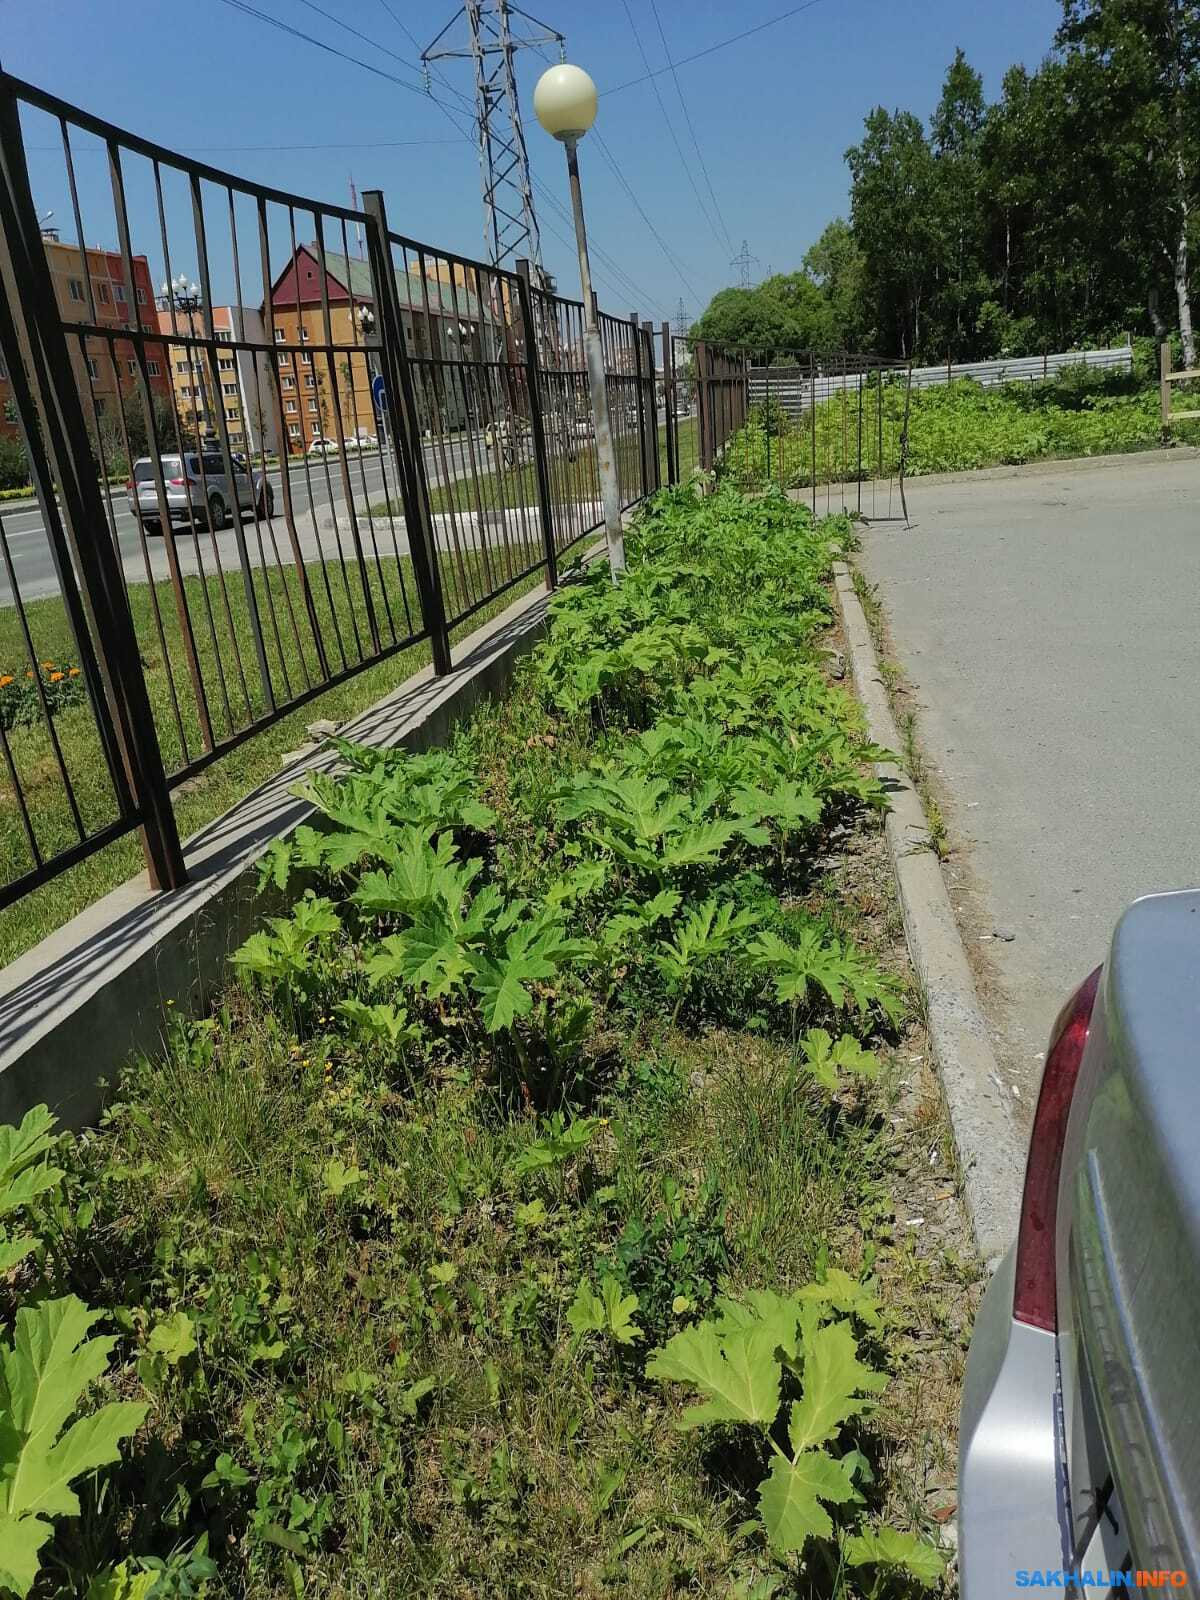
[533,63,624,579]
[159,272,209,441]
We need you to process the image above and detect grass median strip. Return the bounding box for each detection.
[0,484,977,1596]
[0,543,542,966]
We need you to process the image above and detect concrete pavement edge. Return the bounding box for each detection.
[833,559,1025,1269]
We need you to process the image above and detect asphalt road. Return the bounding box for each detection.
[0,433,486,605]
[859,451,1200,1111]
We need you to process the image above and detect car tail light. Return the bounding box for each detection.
[167,476,185,486]
[124,478,133,494]
[1012,965,1101,1331]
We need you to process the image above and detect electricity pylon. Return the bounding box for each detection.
[423,1,562,281]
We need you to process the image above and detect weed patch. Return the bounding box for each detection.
[0,484,969,1597]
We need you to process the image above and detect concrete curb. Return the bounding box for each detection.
[833,561,1025,1268]
[900,443,1200,492]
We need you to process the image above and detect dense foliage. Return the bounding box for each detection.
[0,486,954,1596]
[724,366,1200,489]
[693,0,1200,363]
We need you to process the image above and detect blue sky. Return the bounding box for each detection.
[8,0,1062,322]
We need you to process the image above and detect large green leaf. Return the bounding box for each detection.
[787,1319,887,1454]
[757,1449,855,1553]
[843,1525,946,1585]
[646,1320,782,1429]
[0,1297,146,1596]
[0,1108,62,1222]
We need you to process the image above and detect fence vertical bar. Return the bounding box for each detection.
[629,314,650,500]
[361,189,451,675]
[695,340,711,470]
[643,324,660,491]
[661,322,677,485]
[809,352,817,516]
[1160,341,1173,429]
[0,74,186,890]
[514,263,557,591]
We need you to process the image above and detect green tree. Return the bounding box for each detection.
[692,272,837,355]
[802,219,868,348]
[845,108,942,356]
[1056,0,1200,366]
[929,48,989,356]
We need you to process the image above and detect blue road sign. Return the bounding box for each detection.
[371,373,388,417]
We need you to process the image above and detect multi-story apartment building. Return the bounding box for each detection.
[267,244,499,452]
[0,232,170,444]
[155,302,279,457]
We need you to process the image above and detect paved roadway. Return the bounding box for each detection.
[0,433,487,605]
[859,451,1200,1112]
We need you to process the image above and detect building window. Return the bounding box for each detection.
[218,357,234,371]
[95,282,110,305]
[274,328,286,343]
[226,407,238,420]
[175,360,188,374]
[147,360,161,376]
[0,355,6,381]
[281,375,294,390]
[285,400,296,412]
[311,420,320,435]
[307,399,318,413]
[214,329,232,343]
[68,279,84,302]
[229,431,243,444]
[277,352,289,368]
[300,351,312,366]
[113,283,126,303]
[288,423,300,438]
[222,382,237,396]
[300,328,310,341]
[94,397,106,415]
[84,356,99,380]
[304,375,314,389]
[127,359,137,376]
[135,286,146,304]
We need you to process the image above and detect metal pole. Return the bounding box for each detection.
[564,135,624,578]
[764,359,771,484]
[0,77,185,891]
[361,189,452,674]
[1161,340,1173,430]
[661,321,677,485]
[514,262,558,590]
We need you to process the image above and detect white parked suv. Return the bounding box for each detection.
[126,451,273,533]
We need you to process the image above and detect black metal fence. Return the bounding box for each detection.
[0,73,911,920]
[0,72,675,914]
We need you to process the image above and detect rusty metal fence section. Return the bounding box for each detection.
[694,340,749,470]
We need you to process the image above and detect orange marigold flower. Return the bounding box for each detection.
[68,667,80,677]
[0,675,12,687]
[40,661,53,670]
[49,671,64,683]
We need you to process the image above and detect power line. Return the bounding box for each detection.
[592,131,703,308]
[605,0,828,95]
[648,0,735,257]
[618,0,727,253]
[213,0,433,96]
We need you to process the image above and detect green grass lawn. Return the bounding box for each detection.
[0,541,545,967]
[378,416,699,518]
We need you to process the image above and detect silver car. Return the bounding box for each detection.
[959,890,1198,1594]
[126,451,274,533]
